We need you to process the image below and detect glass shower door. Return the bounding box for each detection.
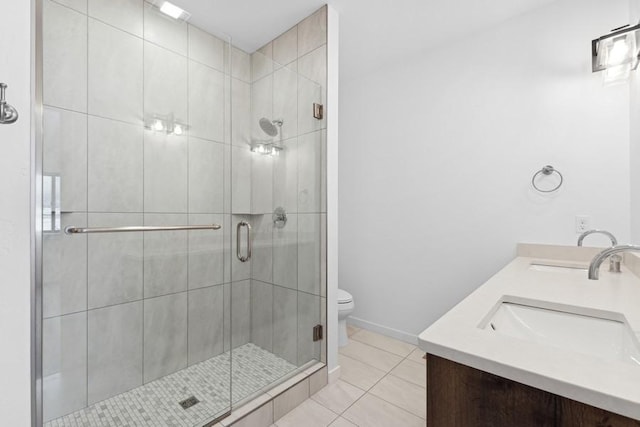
[227,46,326,406]
[40,1,232,425]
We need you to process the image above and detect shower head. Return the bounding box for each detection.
[259,118,283,137]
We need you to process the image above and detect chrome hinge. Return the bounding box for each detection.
[313,324,323,342]
[313,103,323,120]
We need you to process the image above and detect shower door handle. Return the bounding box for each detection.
[236,221,252,262]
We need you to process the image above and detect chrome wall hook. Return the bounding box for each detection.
[0,83,19,124]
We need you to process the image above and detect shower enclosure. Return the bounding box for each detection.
[38,1,327,425]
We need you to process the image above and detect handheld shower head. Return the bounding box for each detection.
[259,118,283,137]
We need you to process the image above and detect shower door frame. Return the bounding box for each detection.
[33,0,45,425]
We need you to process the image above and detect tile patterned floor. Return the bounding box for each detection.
[272,326,427,427]
[46,344,296,427]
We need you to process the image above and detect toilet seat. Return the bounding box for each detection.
[338,289,353,304]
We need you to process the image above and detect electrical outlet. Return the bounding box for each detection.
[575,215,591,233]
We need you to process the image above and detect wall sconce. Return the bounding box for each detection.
[592,23,640,84]
[250,141,283,156]
[145,114,188,136]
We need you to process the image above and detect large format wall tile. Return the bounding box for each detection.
[273,137,298,213]
[145,42,188,123]
[298,214,321,296]
[298,131,322,213]
[144,3,188,55]
[87,213,143,309]
[189,137,224,213]
[273,65,298,141]
[250,280,273,351]
[298,292,320,365]
[231,280,251,348]
[88,19,143,124]
[188,214,224,289]
[43,0,87,112]
[88,301,143,404]
[251,152,273,215]
[52,0,87,14]
[88,116,143,212]
[231,79,251,147]
[189,25,225,71]
[143,130,188,213]
[43,107,87,212]
[297,7,326,57]
[252,49,273,83]
[88,0,143,37]
[251,215,273,283]
[273,213,297,290]
[143,214,188,298]
[273,286,297,365]
[43,312,87,422]
[144,292,188,382]
[189,61,225,142]
[231,146,252,214]
[250,75,273,142]
[273,26,298,66]
[297,45,327,89]
[188,286,225,365]
[230,47,251,83]
[43,213,87,318]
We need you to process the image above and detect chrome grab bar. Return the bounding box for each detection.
[236,221,252,262]
[64,224,221,234]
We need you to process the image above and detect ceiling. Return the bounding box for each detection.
[172,0,558,81]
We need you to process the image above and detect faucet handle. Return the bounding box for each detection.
[609,254,622,273]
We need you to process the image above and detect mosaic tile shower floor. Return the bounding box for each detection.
[45,344,297,427]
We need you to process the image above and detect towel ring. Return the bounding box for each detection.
[532,165,563,193]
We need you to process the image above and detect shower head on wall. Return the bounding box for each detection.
[259,118,283,137]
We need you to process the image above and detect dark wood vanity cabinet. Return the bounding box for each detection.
[426,354,640,427]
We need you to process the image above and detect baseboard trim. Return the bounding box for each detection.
[347,316,419,345]
[328,366,341,384]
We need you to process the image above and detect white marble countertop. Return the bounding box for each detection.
[418,244,640,420]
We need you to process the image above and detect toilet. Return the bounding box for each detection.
[338,289,355,347]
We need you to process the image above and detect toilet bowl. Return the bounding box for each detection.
[338,289,354,347]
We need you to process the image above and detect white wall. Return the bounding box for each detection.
[340,0,632,341]
[0,0,33,425]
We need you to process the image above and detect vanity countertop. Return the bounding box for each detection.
[418,244,640,420]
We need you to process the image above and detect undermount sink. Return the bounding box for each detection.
[483,301,640,366]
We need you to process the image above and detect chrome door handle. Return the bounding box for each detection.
[236,221,251,262]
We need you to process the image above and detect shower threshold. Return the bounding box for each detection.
[45,343,296,427]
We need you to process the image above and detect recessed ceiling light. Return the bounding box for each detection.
[159,1,190,21]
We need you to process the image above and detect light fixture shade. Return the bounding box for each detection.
[592,23,640,74]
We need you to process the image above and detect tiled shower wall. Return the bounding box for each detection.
[41,0,327,423]
[245,6,328,369]
[42,0,244,422]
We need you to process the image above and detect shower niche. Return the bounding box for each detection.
[38,1,327,426]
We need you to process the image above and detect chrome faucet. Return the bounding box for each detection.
[588,245,640,280]
[578,229,621,273]
[577,229,617,247]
